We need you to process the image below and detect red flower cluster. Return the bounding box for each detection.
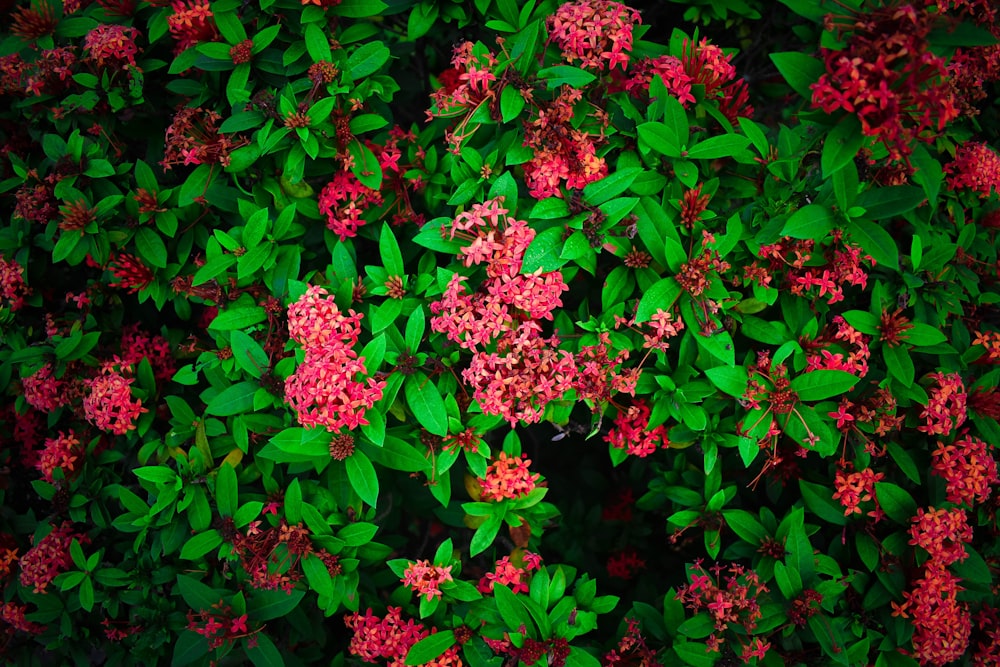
[602,618,658,667]
[604,400,668,458]
[344,608,461,667]
[810,4,958,161]
[463,322,577,426]
[401,560,454,601]
[0,256,29,311]
[897,507,974,665]
[36,430,82,483]
[522,87,608,199]
[318,170,383,241]
[284,285,385,433]
[230,519,341,593]
[918,372,967,436]
[186,601,253,651]
[547,0,641,71]
[675,560,769,657]
[1,601,46,635]
[606,548,646,580]
[931,434,999,506]
[945,141,1000,199]
[108,252,154,293]
[83,368,146,435]
[478,452,541,501]
[477,552,542,594]
[83,24,141,69]
[18,521,88,593]
[161,107,243,170]
[428,41,498,121]
[167,0,218,53]
[832,466,884,519]
[21,363,68,412]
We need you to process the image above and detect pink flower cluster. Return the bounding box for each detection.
[83,369,146,435]
[897,507,974,665]
[36,430,82,483]
[675,560,770,658]
[604,400,668,458]
[477,452,541,501]
[918,372,967,436]
[477,552,542,594]
[83,24,141,68]
[344,608,462,667]
[428,41,499,120]
[318,171,383,241]
[1,601,46,634]
[547,0,641,71]
[0,256,29,311]
[430,199,577,425]
[284,285,385,432]
[19,522,87,593]
[931,435,999,506]
[22,363,68,412]
[401,559,454,601]
[945,141,1000,199]
[186,601,253,651]
[522,87,608,199]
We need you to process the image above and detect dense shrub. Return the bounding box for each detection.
[1,0,999,665]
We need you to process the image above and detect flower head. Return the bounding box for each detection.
[478,452,540,501]
[401,559,454,601]
[83,369,146,435]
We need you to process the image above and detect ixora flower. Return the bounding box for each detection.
[19,522,88,593]
[547,0,641,71]
[477,452,541,501]
[401,560,454,601]
[83,369,147,435]
[284,285,385,432]
[945,141,1000,199]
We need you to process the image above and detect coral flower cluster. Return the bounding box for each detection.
[284,285,385,433]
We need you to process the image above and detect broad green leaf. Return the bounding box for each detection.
[405,631,456,666]
[874,482,917,524]
[405,373,448,436]
[685,134,751,160]
[770,52,824,99]
[847,219,899,271]
[821,117,865,178]
[346,450,379,506]
[520,226,567,273]
[780,204,832,239]
[179,530,223,560]
[705,366,748,398]
[205,381,257,416]
[790,370,859,401]
[347,41,390,79]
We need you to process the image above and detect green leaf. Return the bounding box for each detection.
[770,52,824,98]
[636,278,681,323]
[799,479,847,526]
[248,589,306,622]
[347,41,390,79]
[332,0,388,17]
[874,482,917,524]
[637,122,681,158]
[685,134,751,160]
[302,553,333,598]
[905,323,947,347]
[268,428,332,457]
[705,366,748,398]
[247,633,285,667]
[780,204,832,239]
[847,219,899,271]
[855,185,924,220]
[821,116,865,178]
[405,631,456,666]
[883,344,914,387]
[537,65,596,88]
[205,381,257,416]
[583,168,642,206]
[470,512,503,556]
[379,223,404,276]
[304,23,332,62]
[790,370,859,401]
[500,85,525,123]
[179,530,223,560]
[348,139,383,190]
[346,451,379,506]
[172,630,208,667]
[231,330,269,378]
[493,583,534,634]
[215,463,238,517]
[209,306,267,331]
[722,509,766,545]
[520,227,568,273]
[405,373,448,436]
[214,10,246,43]
[178,163,213,206]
